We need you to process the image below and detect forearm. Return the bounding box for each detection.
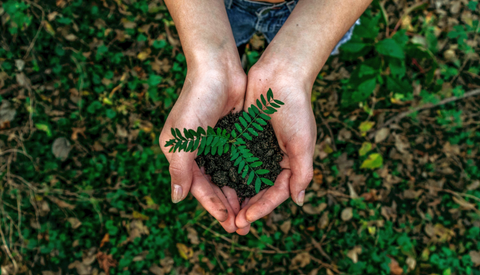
[164,0,240,69]
[260,0,372,86]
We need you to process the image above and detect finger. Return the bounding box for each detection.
[191,165,229,223]
[288,145,314,207]
[235,188,269,229]
[244,169,292,224]
[236,224,250,235]
[222,186,240,215]
[212,184,237,233]
[169,152,195,203]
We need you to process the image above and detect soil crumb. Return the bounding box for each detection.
[196,113,283,198]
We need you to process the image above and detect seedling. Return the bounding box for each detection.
[164,89,284,193]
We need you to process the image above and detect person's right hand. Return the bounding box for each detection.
[159,63,246,233]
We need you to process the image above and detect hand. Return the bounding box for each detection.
[235,60,316,235]
[159,64,246,233]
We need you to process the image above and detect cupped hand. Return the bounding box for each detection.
[159,66,246,233]
[235,62,316,235]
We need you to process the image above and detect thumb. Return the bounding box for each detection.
[288,145,314,207]
[169,152,195,203]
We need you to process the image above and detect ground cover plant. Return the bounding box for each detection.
[1,0,480,274]
[165,89,284,197]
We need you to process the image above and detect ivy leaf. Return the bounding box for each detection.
[360,153,383,169]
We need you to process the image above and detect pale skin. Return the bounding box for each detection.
[159,0,372,234]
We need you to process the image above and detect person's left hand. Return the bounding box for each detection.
[234,58,317,235]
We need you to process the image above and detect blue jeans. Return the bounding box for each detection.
[224,0,359,55]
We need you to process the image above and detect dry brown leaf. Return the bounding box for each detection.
[96,251,117,275]
[303,203,327,215]
[67,217,82,229]
[187,227,200,245]
[100,233,110,248]
[375,128,390,143]
[48,196,75,210]
[452,195,476,210]
[0,101,16,127]
[318,211,329,229]
[406,256,416,271]
[388,257,403,275]
[341,207,353,221]
[290,252,311,269]
[394,134,410,154]
[52,137,71,161]
[280,220,291,234]
[347,246,362,263]
[469,251,480,266]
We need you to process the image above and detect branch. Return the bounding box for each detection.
[378,88,480,130]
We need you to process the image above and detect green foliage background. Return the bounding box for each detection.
[0,0,479,274]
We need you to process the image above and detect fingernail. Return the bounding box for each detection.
[172,184,183,203]
[297,190,305,206]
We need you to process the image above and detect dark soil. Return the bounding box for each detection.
[196,113,283,198]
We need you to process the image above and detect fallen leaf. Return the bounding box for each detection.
[129,219,149,241]
[341,207,353,221]
[132,210,149,220]
[452,195,476,210]
[388,257,403,275]
[44,21,56,35]
[67,217,82,229]
[149,264,164,275]
[303,203,327,215]
[290,252,311,269]
[0,101,16,127]
[187,227,200,245]
[359,121,375,136]
[394,134,410,154]
[280,220,291,234]
[375,128,390,143]
[96,251,117,275]
[359,142,372,156]
[318,211,329,229]
[406,256,416,271]
[72,127,86,141]
[347,246,362,263]
[361,153,383,169]
[469,251,480,266]
[48,196,75,210]
[52,137,71,161]
[176,243,193,260]
[100,233,110,248]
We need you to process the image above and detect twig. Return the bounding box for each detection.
[0,211,18,273]
[23,0,45,59]
[319,115,337,151]
[379,88,480,130]
[390,1,428,37]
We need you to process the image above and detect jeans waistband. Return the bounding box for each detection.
[225,0,296,12]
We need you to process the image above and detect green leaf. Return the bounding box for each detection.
[243,112,252,123]
[207,126,215,135]
[274,100,284,105]
[246,157,259,162]
[259,113,271,121]
[375,38,405,59]
[264,108,275,115]
[250,161,263,168]
[261,178,274,186]
[234,157,242,166]
[206,136,214,145]
[247,128,258,136]
[256,169,269,175]
[238,161,245,174]
[247,171,255,185]
[270,102,280,108]
[242,166,248,178]
[165,139,175,147]
[251,105,260,114]
[218,143,223,156]
[189,129,197,138]
[255,177,261,193]
[252,123,263,131]
[242,133,252,141]
[224,143,230,154]
[360,153,383,169]
[35,124,52,137]
[171,128,176,138]
[261,94,267,106]
[256,99,262,110]
[204,145,211,155]
[175,129,184,140]
[193,138,200,151]
[359,142,372,156]
[197,127,206,136]
[256,118,267,125]
[359,121,375,134]
[235,123,242,132]
[239,117,247,128]
[267,89,273,101]
[184,128,193,139]
[217,128,221,136]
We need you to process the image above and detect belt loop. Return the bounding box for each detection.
[224,0,233,9]
[286,0,297,12]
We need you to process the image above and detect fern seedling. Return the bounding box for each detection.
[164,88,284,193]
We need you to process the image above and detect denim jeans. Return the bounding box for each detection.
[224,0,360,55]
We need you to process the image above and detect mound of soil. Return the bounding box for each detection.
[196,113,283,198]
